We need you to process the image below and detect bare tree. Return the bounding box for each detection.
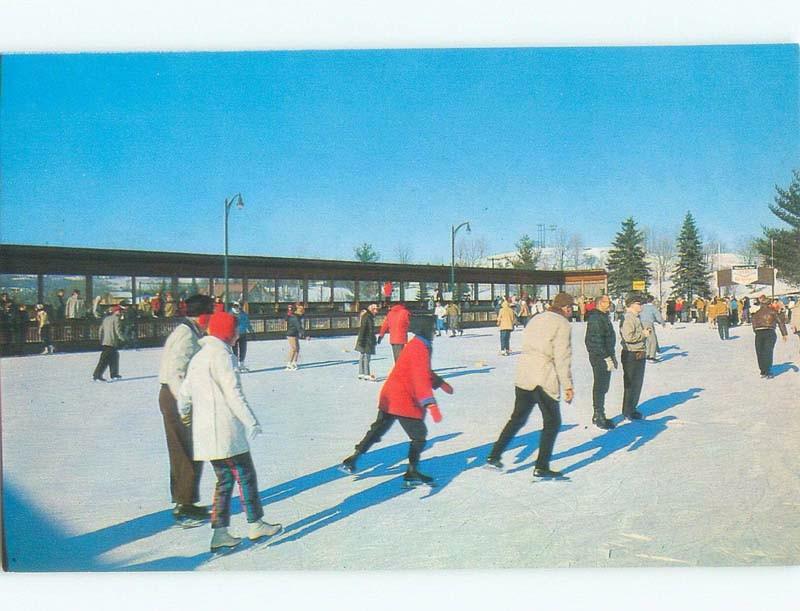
[456,236,489,266]
[735,235,760,265]
[567,233,584,269]
[551,229,569,270]
[645,228,676,302]
[394,243,413,264]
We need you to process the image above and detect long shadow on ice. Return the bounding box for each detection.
[438,366,495,380]
[548,387,704,476]
[658,351,688,363]
[772,362,799,377]
[268,428,574,547]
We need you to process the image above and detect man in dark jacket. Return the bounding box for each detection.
[584,295,617,430]
[751,297,788,378]
[355,303,379,381]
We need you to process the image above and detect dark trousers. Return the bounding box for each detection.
[590,357,611,413]
[717,315,730,340]
[40,324,52,347]
[391,343,404,363]
[234,333,248,363]
[159,384,204,505]
[488,386,561,470]
[354,410,427,468]
[621,350,646,416]
[93,346,119,378]
[500,330,511,352]
[730,310,739,326]
[754,328,777,375]
[210,452,264,529]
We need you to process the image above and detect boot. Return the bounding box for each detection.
[339,453,360,474]
[210,527,242,552]
[592,409,616,430]
[248,519,283,541]
[403,466,435,487]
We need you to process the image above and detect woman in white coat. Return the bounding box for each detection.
[179,311,282,552]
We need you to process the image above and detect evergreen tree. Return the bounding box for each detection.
[511,234,541,270]
[605,217,651,297]
[353,242,380,263]
[672,212,711,299]
[755,169,800,286]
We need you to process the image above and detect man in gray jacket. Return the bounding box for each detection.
[620,294,651,420]
[92,305,124,381]
[485,292,575,479]
[158,294,215,526]
[639,294,665,361]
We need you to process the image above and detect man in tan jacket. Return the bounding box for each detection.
[486,292,575,479]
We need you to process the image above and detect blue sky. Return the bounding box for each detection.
[1,44,797,263]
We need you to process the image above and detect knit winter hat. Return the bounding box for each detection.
[208,311,237,343]
[551,292,575,309]
[409,314,435,341]
[625,293,644,307]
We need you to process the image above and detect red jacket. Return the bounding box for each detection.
[378,336,442,420]
[378,304,410,345]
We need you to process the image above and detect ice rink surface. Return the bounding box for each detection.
[2,321,799,573]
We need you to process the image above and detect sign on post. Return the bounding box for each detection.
[632,280,646,291]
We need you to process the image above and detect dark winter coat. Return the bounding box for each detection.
[584,308,616,362]
[355,310,377,355]
[286,314,305,338]
[378,336,444,420]
[378,304,410,345]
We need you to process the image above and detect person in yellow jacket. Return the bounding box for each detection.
[497,299,517,355]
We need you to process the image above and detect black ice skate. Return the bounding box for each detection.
[532,467,569,481]
[402,468,436,488]
[173,503,210,528]
[484,457,504,471]
[338,454,359,475]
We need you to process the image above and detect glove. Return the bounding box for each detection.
[604,357,617,371]
[376,335,383,345]
[439,381,454,394]
[428,404,442,423]
[250,424,263,440]
[181,414,191,427]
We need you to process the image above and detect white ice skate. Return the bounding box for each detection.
[210,527,242,553]
[248,520,283,542]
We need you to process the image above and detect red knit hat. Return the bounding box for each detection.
[207,311,237,343]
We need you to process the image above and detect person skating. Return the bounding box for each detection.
[619,294,650,421]
[709,297,730,340]
[485,293,575,479]
[230,301,253,372]
[640,294,665,361]
[496,299,516,355]
[751,296,788,378]
[446,301,462,336]
[355,303,379,381]
[158,294,215,527]
[584,295,617,430]
[178,311,282,552]
[434,301,447,336]
[35,304,55,354]
[378,301,411,362]
[340,315,454,488]
[92,305,124,381]
[285,304,306,370]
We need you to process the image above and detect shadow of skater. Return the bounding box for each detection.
[550,387,704,476]
[438,366,495,380]
[772,362,799,377]
[269,429,569,546]
[658,351,688,362]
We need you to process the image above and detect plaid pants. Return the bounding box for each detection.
[210,452,264,528]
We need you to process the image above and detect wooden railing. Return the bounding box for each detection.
[0,308,500,355]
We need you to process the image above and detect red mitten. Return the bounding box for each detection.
[428,404,442,423]
[439,381,454,395]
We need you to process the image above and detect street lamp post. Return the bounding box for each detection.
[223,193,245,305]
[450,221,471,296]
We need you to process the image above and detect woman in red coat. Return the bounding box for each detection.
[340,315,454,487]
[377,302,411,362]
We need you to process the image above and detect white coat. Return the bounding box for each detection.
[178,336,260,461]
[159,320,203,399]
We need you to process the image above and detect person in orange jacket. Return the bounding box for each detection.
[339,315,453,487]
[377,301,411,362]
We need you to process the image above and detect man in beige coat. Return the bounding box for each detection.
[486,292,575,478]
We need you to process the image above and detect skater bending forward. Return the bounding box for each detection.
[485,292,575,479]
[340,315,454,487]
[179,311,282,552]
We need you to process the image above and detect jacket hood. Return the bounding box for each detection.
[199,335,233,352]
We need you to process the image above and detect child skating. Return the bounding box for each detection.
[339,315,454,487]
